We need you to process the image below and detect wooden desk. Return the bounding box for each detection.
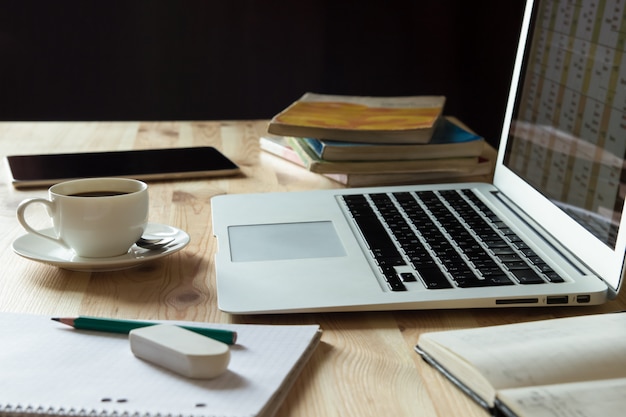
[1,121,624,417]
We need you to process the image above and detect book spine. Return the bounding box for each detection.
[259,137,306,167]
[285,137,316,169]
[302,138,325,158]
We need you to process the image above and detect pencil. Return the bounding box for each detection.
[52,316,237,345]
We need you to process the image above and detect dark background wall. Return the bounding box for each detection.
[0,0,526,147]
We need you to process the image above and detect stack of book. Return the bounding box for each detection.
[262,92,494,187]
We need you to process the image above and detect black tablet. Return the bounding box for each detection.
[6,146,241,188]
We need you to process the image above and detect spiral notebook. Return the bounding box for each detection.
[0,312,321,417]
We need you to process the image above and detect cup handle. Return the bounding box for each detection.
[16,198,69,248]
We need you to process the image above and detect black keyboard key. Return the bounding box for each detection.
[504,260,532,270]
[481,238,511,248]
[354,218,396,253]
[380,266,407,291]
[484,274,515,285]
[376,256,406,267]
[496,253,523,262]
[544,271,565,283]
[471,257,500,271]
[409,259,437,270]
[418,267,453,289]
[400,273,417,282]
[511,268,546,284]
[444,262,474,277]
[456,274,513,287]
[461,243,488,257]
[533,263,565,283]
[407,247,436,268]
[491,247,518,256]
[387,275,407,291]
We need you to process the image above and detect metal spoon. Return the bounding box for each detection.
[135,236,175,250]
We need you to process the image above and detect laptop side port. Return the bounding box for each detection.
[495,298,539,305]
[546,296,569,304]
[576,294,591,303]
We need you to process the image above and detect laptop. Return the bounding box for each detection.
[211,0,626,314]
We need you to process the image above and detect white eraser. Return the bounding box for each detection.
[129,324,230,379]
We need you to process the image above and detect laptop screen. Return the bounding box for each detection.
[503,0,626,251]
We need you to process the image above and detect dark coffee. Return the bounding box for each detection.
[69,191,130,197]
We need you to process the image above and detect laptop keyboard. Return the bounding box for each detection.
[341,189,565,291]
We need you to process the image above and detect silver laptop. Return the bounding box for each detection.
[211,0,626,314]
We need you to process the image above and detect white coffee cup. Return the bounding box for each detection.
[17,177,149,258]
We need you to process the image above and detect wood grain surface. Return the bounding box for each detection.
[1,121,623,417]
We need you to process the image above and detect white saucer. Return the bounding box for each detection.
[12,223,190,272]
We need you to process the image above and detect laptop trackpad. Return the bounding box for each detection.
[228,221,346,262]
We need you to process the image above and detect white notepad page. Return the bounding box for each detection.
[0,312,321,417]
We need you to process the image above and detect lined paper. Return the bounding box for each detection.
[1,312,321,417]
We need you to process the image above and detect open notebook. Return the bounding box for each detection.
[415,312,626,417]
[0,312,321,417]
[211,0,626,314]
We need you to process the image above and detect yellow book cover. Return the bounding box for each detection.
[268,93,445,144]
